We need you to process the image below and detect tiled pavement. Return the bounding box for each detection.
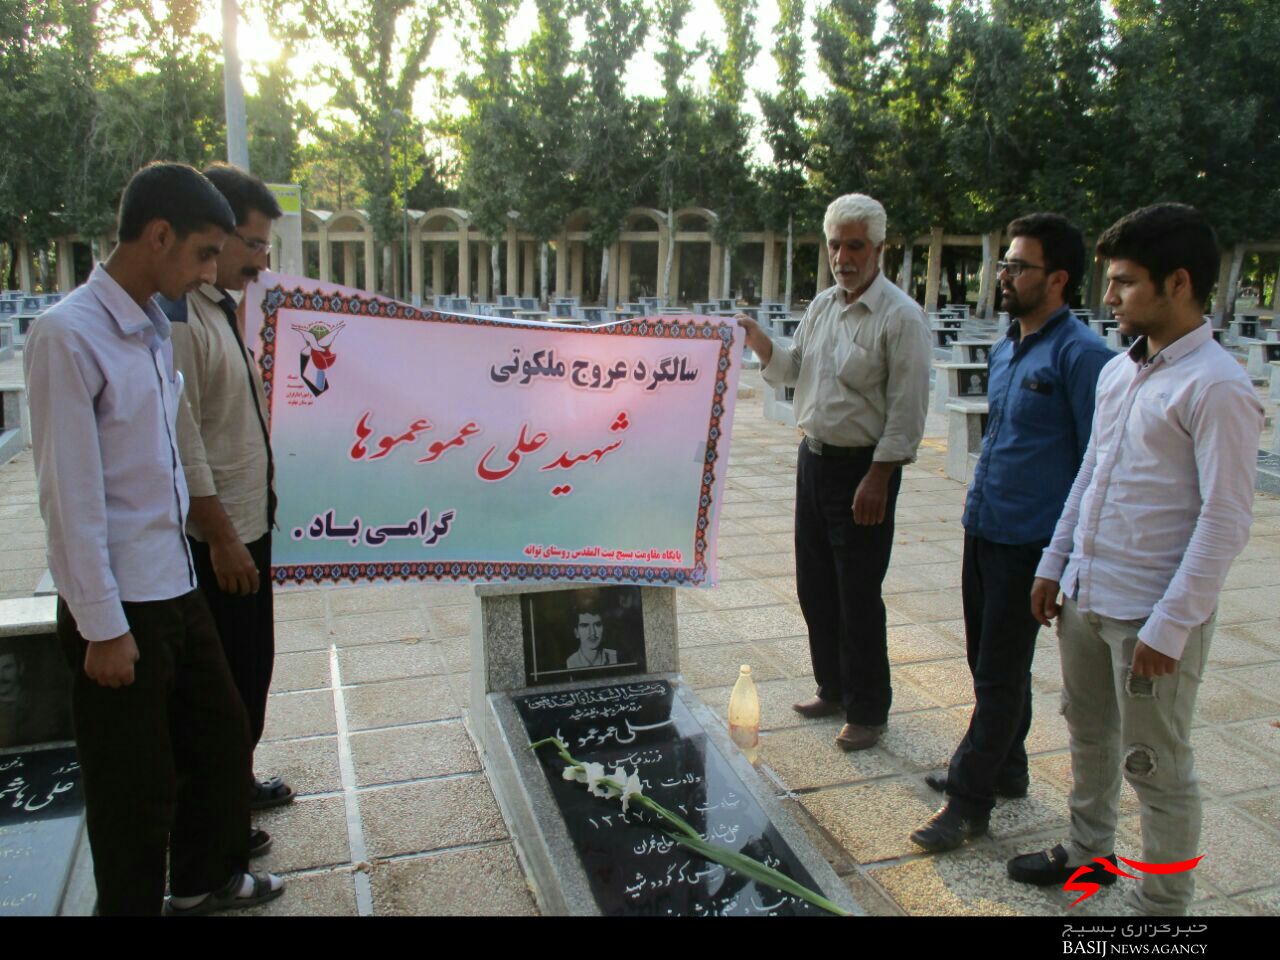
[3,357,1278,917]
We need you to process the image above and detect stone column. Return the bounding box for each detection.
[522,241,536,298]
[432,242,444,295]
[362,235,376,293]
[606,243,620,307]
[762,233,777,303]
[478,242,492,301]
[669,240,683,305]
[318,230,331,283]
[555,236,569,298]
[458,227,471,298]
[923,227,944,312]
[617,241,632,303]
[656,232,669,302]
[55,239,75,291]
[16,239,33,291]
[1212,250,1233,326]
[1085,251,1105,314]
[571,243,585,300]
[977,230,1000,319]
[343,243,357,288]
[708,242,722,302]
[410,234,424,305]
[506,224,519,298]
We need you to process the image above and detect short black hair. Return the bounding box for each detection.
[1095,203,1220,306]
[1006,212,1086,299]
[203,162,284,225]
[116,162,236,241]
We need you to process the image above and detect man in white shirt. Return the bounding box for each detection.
[1008,203,1263,915]
[24,163,283,915]
[737,194,931,751]
[160,165,292,832]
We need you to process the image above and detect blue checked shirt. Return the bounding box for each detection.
[962,307,1114,545]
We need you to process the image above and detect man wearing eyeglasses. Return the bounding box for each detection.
[910,214,1113,853]
[159,165,293,849]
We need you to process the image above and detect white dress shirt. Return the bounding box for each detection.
[24,265,196,642]
[1037,322,1263,660]
[761,272,932,462]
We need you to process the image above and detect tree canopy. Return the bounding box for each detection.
[3,0,1278,269]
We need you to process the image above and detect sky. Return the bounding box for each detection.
[200,0,840,162]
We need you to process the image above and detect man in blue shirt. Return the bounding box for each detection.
[910,213,1113,852]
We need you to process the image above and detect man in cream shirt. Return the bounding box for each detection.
[737,193,931,751]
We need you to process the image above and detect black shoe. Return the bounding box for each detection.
[249,828,272,858]
[1007,844,1119,886]
[924,772,1029,799]
[909,804,989,853]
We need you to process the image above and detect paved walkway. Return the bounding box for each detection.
[2,358,1278,917]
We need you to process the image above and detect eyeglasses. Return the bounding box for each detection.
[233,231,271,254]
[997,260,1047,278]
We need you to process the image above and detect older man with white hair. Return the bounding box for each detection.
[738,193,931,751]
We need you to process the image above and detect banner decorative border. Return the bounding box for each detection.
[255,285,737,588]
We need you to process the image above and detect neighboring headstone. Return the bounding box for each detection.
[0,321,13,363]
[945,399,988,484]
[0,598,71,750]
[1106,328,1137,352]
[1246,341,1280,378]
[934,362,987,413]
[471,582,857,916]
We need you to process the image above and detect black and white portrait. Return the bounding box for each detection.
[522,585,647,686]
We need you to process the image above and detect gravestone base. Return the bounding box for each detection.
[478,675,860,917]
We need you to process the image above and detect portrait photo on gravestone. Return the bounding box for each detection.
[522,585,647,686]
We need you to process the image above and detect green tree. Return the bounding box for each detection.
[568,0,649,305]
[0,0,99,283]
[704,0,760,298]
[269,0,450,294]
[247,52,312,184]
[650,0,706,301]
[756,0,814,307]
[945,0,1104,232]
[1099,0,1280,250]
[453,0,523,296]
[809,0,887,199]
[513,0,582,300]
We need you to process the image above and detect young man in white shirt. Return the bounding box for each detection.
[24,163,284,915]
[1008,203,1263,915]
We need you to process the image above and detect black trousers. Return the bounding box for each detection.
[794,441,901,726]
[188,532,275,751]
[57,591,251,915]
[945,533,1046,818]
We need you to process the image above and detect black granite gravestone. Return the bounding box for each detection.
[516,679,828,916]
[0,747,85,916]
[0,631,73,750]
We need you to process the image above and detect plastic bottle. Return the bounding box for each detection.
[728,664,760,763]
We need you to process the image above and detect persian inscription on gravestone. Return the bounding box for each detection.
[0,747,84,915]
[516,680,827,916]
[522,585,647,688]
